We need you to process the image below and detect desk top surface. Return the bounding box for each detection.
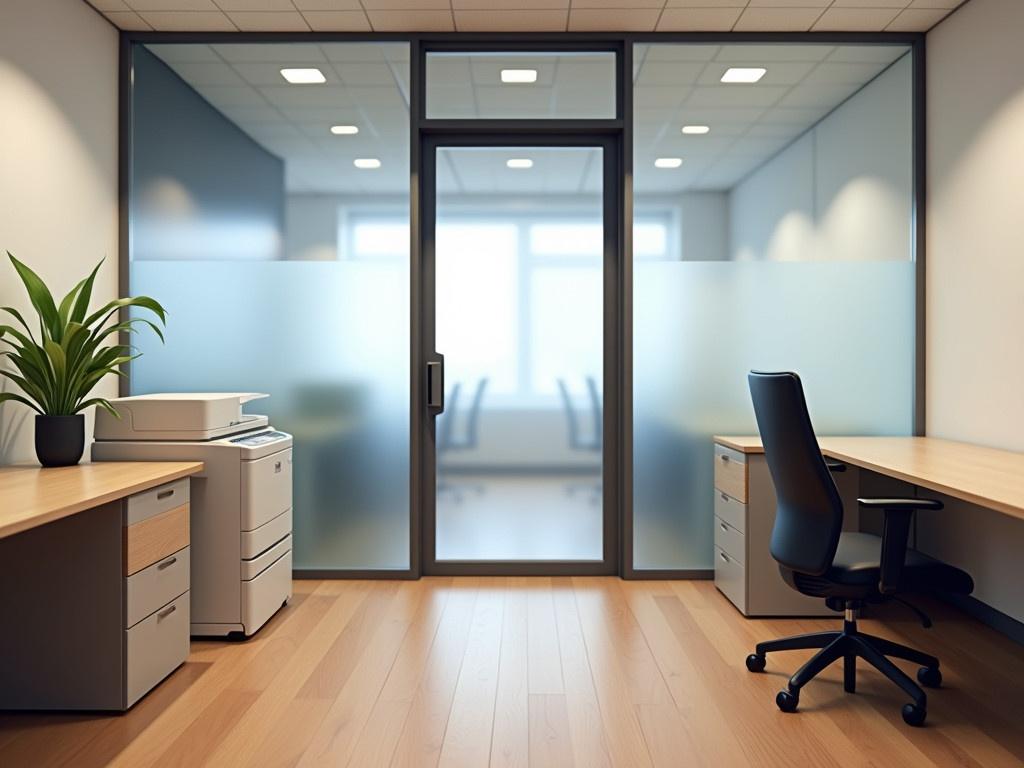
[714,436,1024,521]
[0,462,204,540]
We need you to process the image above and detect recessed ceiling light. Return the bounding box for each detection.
[354,158,381,169]
[506,158,533,169]
[330,125,359,135]
[681,125,710,135]
[280,68,326,84]
[721,67,767,84]
[501,69,538,84]
[655,157,683,169]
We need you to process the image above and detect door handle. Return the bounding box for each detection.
[427,355,444,413]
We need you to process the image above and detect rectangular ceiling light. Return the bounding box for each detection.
[354,158,381,169]
[681,125,710,135]
[506,158,533,169]
[721,67,767,84]
[330,125,359,135]
[280,68,326,84]
[655,158,683,169]
[501,69,538,84]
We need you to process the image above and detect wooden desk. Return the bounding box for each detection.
[714,436,1024,522]
[0,461,203,711]
[0,461,204,539]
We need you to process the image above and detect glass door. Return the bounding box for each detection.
[421,138,618,574]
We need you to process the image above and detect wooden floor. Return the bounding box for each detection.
[1,578,1023,767]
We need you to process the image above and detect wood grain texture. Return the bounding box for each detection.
[0,462,203,540]
[714,436,1024,520]
[1,577,1021,767]
[124,503,190,576]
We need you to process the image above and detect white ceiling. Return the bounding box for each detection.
[91,0,965,33]
[148,42,908,195]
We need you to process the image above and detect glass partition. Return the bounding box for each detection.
[632,43,916,571]
[130,42,411,571]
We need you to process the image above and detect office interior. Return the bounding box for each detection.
[1,0,1022,765]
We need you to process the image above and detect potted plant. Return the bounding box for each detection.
[0,253,166,467]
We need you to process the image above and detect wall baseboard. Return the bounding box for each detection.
[940,591,1024,646]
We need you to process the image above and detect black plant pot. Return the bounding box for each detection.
[35,414,86,467]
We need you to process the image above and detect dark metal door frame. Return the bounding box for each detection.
[419,132,622,576]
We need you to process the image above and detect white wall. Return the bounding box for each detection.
[923,0,1024,621]
[729,54,913,263]
[0,0,118,464]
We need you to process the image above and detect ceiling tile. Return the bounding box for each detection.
[713,44,834,63]
[571,0,663,7]
[216,0,297,10]
[147,44,220,62]
[137,11,237,30]
[748,0,829,6]
[733,8,823,32]
[886,8,949,31]
[213,43,327,62]
[293,0,362,8]
[103,11,152,29]
[455,10,568,31]
[657,8,743,31]
[830,0,908,7]
[909,0,962,7]
[362,0,450,8]
[301,10,373,29]
[226,11,312,30]
[568,9,660,31]
[811,7,901,31]
[90,0,130,11]
[165,60,248,86]
[127,0,219,9]
[452,0,569,7]
[665,0,744,6]
[366,10,455,30]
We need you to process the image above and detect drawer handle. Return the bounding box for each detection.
[274,461,282,473]
[719,551,730,563]
[157,605,177,620]
[720,492,729,502]
[720,523,729,532]
[157,556,177,570]
[719,454,729,462]
[157,489,175,500]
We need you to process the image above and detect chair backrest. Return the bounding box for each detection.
[747,371,843,576]
[557,378,584,449]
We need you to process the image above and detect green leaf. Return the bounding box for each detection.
[76,397,120,418]
[8,252,61,341]
[71,260,104,323]
[0,391,43,414]
[58,277,86,328]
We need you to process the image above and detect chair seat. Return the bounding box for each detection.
[828,532,974,594]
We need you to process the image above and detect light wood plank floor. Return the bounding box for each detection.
[1,578,1022,767]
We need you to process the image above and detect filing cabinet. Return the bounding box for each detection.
[712,439,859,617]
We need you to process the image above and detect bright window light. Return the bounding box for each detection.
[506,158,533,169]
[280,68,326,84]
[354,158,381,169]
[721,67,766,84]
[681,125,710,135]
[501,69,538,84]
[330,125,359,135]
[654,157,683,169]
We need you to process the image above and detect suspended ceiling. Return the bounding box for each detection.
[91,1,965,34]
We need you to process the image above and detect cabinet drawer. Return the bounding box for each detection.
[714,516,745,566]
[241,448,292,531]
[714,547,746,613]
[714,444,747,503]
[126,546,190,628]
[126,479,189,525]
[124,504,190,576]
[241,548,292,635]
[713,489,746,533]
[241,508,292,560]
[241,534,292,581]
[125,591,189,708]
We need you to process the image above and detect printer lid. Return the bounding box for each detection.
[94,392,270,442]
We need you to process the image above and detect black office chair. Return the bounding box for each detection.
[745,371,973,727]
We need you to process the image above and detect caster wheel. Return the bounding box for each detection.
[917,666,942,688]
[902,703,927,727]
[746,654,766,673]
[776,690,799,713]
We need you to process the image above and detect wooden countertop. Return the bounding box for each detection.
[713,435,1024,522]
[0,461,204,540]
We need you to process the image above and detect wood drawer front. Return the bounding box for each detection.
[713,489,746,533]
[714,546,746,613]
[714,444,748,503]
[124,504,189,577]
[126,479,189,526]
[714,516,745,566]
[125,591,189,708]
[126,546,190,628]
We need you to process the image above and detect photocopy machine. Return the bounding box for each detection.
[93,393,293,637]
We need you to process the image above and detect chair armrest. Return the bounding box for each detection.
[824,459,846,473]
[856,497,943,595]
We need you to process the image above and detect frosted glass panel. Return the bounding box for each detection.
[434,147,604,561]
[131,42,411,571]
[632,43,915,570]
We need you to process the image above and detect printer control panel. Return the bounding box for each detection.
[230,430,288,447]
